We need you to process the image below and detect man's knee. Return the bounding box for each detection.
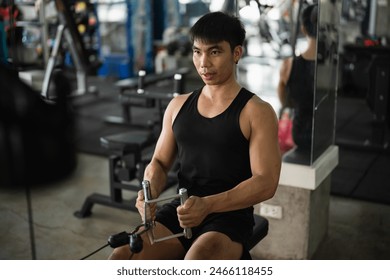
[186,232,243,260]
[108,245,132,260]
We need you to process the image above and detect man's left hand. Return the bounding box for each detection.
[177,196,209,228]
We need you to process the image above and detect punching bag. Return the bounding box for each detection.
[0,64,77,187]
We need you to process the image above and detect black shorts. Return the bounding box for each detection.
[155,198,254,251]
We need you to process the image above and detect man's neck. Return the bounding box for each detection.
[203,81,241,101]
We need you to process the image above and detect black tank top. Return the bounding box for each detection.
[287,55,315,150]
[172,87,254,198]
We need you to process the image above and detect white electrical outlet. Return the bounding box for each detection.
[259,203,283,219]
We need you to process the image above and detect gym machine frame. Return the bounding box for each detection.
[41,0,97,99]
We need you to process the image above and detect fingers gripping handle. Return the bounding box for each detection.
[179,188,192,239]
[142,180,192,240]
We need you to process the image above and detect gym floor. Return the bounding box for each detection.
[1,49,390,260]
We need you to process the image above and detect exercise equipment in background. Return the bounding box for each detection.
[41,0,100,99]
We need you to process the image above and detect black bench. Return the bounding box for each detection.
[74,130,156,218]
[115,67,190,93]
[249,214,269,251]
[105,68,190,127]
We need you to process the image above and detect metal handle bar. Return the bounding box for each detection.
[142,180,192,244]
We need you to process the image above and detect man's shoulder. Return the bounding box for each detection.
[168,91,194,121]
[171,92,192,106]
[245,94,277,119]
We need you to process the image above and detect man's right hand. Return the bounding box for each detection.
[135,190,157,222]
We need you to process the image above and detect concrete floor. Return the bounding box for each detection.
[1,152,389,260]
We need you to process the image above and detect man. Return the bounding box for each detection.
[109,11,281,260]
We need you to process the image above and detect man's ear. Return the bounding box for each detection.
[234,45,243,63]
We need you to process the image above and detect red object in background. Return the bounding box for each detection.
[278,108,295,154]
[363,39,380,47]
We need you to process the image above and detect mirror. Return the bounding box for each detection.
[238,0,339,166]
[263,0,339,165]
[311,0,340,163]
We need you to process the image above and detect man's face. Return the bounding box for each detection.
[192,39,239,85]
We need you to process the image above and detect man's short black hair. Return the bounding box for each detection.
[301,4,318,38]
[189,11,246,52]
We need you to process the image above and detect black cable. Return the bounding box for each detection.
[80,223,150,260]
[80,243,110,260]
[25,184,37,260]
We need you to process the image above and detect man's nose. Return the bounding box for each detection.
[200,54,210,68]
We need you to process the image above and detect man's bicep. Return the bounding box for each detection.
[249,105,281,178]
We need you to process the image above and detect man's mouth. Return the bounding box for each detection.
[201,71,213,76]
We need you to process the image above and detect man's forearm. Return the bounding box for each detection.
[203,174,278,214]
[143,159,169,198]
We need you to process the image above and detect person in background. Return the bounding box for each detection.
[109,11,281,260]
[277,3,318,154]
[0,13,6,64]
[0,1,22,64]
